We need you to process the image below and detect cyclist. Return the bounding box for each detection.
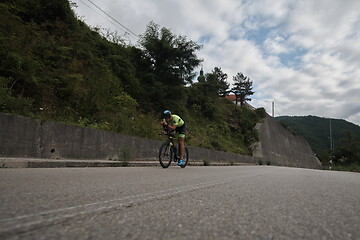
[160,110,186,166]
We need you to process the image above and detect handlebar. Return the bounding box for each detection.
[159,125,176,137]
[162,125,174,132]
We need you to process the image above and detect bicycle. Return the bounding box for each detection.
[158,128,189,168]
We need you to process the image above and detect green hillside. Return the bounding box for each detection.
[276,116,360,166]
[0,0,266,155]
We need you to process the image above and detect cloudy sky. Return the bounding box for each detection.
[71,0,360,126]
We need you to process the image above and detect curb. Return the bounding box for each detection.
[0,158,157,168]
[0,157,255,168]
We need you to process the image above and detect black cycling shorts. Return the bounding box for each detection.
[176,123,186,137]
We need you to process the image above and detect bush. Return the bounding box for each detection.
[121,147,132,167]
[331,164,360,173]
[203,159,211,166]
[255,107,267,118]
[0,77,33,114]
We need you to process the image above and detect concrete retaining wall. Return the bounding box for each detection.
[253,116,322,168]
[0,113,322,168]
[0,113,161,161]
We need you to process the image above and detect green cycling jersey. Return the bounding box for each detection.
[163,114,184,127]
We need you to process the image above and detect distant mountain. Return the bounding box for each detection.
[275,116,360,156]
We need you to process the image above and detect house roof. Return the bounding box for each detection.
[224,94,236,101]
[224,94,256,110]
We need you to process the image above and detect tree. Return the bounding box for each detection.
[138,21,202,86]
[231,72,254,106]
[187,67,229,119]
[205,67,230,97]
[334,132,360,165]
[138,21,202,111]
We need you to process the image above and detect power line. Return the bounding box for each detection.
[86,0,139,38]
[78,0,120,29]
[78,0,139,40]
[78,0,132,43]
[77,0,93,10]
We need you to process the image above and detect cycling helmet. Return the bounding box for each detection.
[163,110,171,119]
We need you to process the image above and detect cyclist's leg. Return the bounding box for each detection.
[176,124,186,160]
[178,136,185,160]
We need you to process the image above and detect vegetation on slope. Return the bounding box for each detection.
[276,116,360,168]
[0,0,266,155]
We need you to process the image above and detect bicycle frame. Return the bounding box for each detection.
[161,132,179,161]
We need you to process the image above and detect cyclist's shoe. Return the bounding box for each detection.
[177,159,184,166]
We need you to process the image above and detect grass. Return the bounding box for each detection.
[203,158,212,166]
[330,164,360,173]
[121,147,132,167]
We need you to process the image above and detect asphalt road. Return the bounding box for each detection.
[0,166,359,240]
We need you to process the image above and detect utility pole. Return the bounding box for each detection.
[329,118,333,153]
[272,101,274,117]
[329,118,334,167]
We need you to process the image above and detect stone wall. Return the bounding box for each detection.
[0,113,322,168]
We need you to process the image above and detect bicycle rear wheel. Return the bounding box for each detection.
[159,142,173,168]
[180,146,189,168]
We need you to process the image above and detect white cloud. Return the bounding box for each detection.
[264,35,288,55]
[72,0,360,126]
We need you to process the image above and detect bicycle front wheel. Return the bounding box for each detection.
[159,142,173,168]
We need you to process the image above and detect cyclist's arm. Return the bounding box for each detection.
[160,120,175,132]
[167,124,177,131]
[160,117,169,126]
